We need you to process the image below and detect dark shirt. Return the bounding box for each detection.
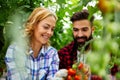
[58,41,77,69]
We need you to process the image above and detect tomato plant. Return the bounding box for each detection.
[74,75,81,80]
[78,62,84,70]
[72,64,77,70]
[67,75,72,80]
[68,68,76,76]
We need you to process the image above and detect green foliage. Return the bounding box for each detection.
[116,72,120,80]
[0,0,103,77]
[0,0,120,79]
[56,0,66,5]
[81,0,91,6]
[0,0,32,76]
[93,20,103,37]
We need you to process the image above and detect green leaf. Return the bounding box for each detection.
[88,6,98,14]
[81,0,90,6]
[56,0,66,5]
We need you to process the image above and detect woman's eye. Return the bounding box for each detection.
[44,26,49,29]
[51,28,55,31]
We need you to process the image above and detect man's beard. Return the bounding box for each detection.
[73,33,93,50]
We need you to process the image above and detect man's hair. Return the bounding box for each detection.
[70,9,94,26]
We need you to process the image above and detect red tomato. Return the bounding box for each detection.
[68,68,76,76]
[78,62,84,70]
[74,75,81,80]
[67,75,72,80]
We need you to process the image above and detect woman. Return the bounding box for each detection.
[5,7,59,80]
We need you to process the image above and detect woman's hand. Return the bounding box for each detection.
[53,69,68,80]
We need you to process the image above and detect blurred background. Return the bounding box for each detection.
[0,0,120,79]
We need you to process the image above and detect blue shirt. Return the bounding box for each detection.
[5,44,59,80]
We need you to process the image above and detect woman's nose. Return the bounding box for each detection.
[47,29,53,36]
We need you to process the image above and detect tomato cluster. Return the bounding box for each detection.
[66,62,89,80]
[67,68,82,80]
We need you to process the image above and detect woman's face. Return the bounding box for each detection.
[33,16,56,45]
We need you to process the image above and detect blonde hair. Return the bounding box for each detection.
[25,7,57,46]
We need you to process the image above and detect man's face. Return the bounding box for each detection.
[73,20,94,46]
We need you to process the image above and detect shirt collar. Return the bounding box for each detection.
[29,46,48,57]
[40,46,47,56]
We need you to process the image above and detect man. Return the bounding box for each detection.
[58,9,94,69]
[58,9,119,80]
[58,9,103,80]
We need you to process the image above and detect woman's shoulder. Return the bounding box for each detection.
[5,44,17,58]
[6,43,17,51]
[43,46,57,55]
[41,46,58,56]
[6,43,21,56]
[47,46,57,52]
[49,46,57,50]
[9,43,17,48]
